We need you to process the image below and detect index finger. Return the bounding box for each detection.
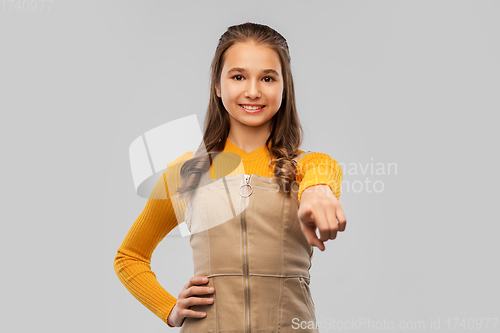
[187,276,209,288]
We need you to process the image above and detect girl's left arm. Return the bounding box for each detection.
[296,153,346,251]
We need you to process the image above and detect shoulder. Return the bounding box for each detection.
[295,150,341,169]
[164,151,195,183]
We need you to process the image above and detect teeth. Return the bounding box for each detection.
[241,105,264,110]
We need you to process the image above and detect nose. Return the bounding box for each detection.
[245,79,261,99]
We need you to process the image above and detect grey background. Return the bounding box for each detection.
[1,0,499,332]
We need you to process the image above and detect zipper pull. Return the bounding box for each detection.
[239,174,253,197]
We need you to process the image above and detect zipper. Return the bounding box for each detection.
[239,173,252,332]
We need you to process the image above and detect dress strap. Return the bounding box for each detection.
[292,151,314,164]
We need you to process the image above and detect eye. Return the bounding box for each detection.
[231,75,276,82]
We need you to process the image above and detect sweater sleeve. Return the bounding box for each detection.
[296,152,343,202]
[113,170,180,328]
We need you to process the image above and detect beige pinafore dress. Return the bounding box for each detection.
[180,151,319,333]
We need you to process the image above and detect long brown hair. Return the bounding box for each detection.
[175,22,304,200]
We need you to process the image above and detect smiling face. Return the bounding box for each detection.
[215,40,284,134]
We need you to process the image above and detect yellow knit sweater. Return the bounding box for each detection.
[113,138,343,327]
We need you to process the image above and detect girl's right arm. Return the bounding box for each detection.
[113,171,180,327]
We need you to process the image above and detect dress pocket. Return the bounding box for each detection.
[299,276,316,320]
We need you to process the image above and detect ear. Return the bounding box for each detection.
[215,83,221,98]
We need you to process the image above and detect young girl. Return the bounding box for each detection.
[114,22,346,332]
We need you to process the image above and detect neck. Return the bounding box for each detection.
[227,121,272,154]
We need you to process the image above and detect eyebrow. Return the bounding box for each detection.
[227,67,280,76]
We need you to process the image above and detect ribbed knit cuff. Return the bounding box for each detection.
[165,301,177,328]
[298,166,341,202]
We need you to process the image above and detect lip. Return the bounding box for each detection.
[239,104,266,113]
